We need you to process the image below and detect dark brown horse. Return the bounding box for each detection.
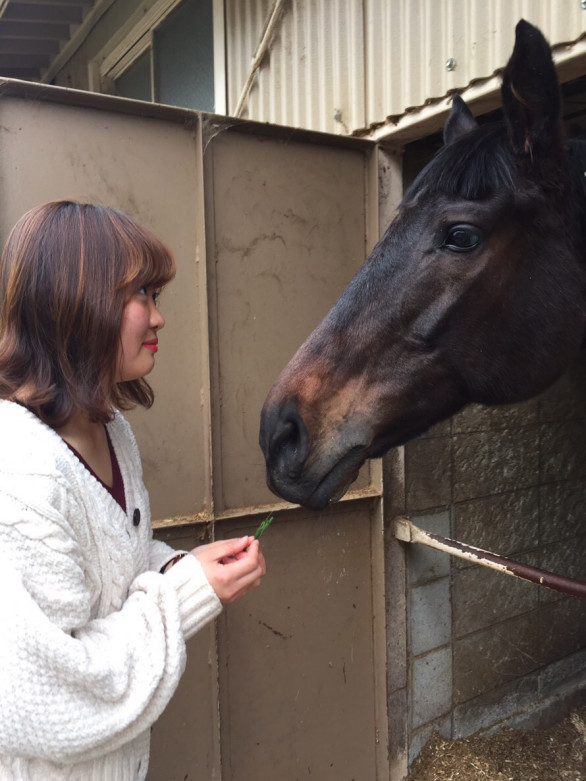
[260,20,586,510]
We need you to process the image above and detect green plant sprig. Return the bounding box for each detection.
[253,512,274,540]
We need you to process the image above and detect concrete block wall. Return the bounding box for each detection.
[394,356,586,767]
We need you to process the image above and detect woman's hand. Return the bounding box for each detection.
[192,537,266,604]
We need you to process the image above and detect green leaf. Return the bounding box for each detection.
[254,512,274,540]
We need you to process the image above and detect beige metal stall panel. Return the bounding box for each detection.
[0,82,389,780]
[215,503,386,780]
[204,128,375,512]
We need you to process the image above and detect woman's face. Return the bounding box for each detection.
[117,285,165,382]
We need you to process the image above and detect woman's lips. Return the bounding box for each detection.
[143,339,158,353]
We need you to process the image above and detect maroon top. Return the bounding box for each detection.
[65,428,126,512]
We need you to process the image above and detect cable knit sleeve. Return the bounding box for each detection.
[162,553,222,639]
[149,537,183,574]
[0,474,220,765]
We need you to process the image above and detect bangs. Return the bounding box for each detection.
[123,240,176,292]
[109,209,176,293]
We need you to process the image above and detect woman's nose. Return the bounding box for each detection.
[150,301,165,330]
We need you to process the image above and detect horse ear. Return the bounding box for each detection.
[501,19,563,157]
[443,94,478,145]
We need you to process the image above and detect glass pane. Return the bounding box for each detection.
[114,49,152,103]
[154,0,214,112]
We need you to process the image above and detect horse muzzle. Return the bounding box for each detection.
[259,398,367,509]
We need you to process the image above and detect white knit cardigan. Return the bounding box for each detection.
[0,400,222,780]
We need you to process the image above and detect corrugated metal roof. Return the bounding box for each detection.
[225,0,366,135]
[226,0,586,140]
[0,0,99,81]
[364,0,586,141]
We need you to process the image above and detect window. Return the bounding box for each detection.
[96,0,224,113]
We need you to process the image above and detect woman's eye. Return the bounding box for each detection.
[443,225,482,253]
[137,285,160,303]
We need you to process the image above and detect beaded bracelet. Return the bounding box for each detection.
[160,552,189,574]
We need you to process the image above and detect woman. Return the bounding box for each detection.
[0,201,266,779]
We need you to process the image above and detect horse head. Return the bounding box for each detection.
[260,20,586,510]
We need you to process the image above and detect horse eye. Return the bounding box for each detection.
[443,225,481,253]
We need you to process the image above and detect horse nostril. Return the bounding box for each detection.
[269,407,308,475]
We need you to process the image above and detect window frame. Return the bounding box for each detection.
[91,0,226,113]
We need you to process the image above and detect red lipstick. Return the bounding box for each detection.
[143,338,158,353]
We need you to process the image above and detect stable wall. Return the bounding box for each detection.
[385,359,586,767]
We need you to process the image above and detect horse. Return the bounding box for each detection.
[259,20,586,511]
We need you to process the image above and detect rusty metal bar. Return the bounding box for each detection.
[394,517,586,599]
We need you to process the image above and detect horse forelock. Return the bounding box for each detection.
[403,124,519,204]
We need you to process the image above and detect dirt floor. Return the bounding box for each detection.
[407,706,586,781]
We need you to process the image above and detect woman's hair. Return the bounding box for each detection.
[0,200,176,426]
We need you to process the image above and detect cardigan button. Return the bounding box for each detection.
[132,508,141,526]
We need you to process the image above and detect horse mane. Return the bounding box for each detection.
[402,123,517,204]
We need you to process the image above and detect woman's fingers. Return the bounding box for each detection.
[195,536,251,562]
[193,538,267,604]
